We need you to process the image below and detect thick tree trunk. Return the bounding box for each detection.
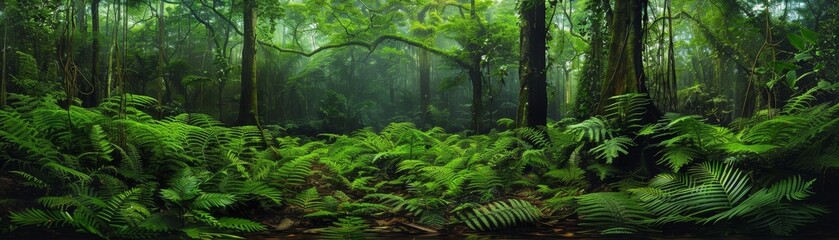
[237,0,258,125]
[516,0,547,128]
[599,0,658,118]
[419,49,431,127]
[600,0,661,177]
[469,68,483,133]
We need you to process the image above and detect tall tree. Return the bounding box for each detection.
[598,0,658,119]
[80,0,101,107]
[575,0,608,119]
[156,0,165,107]
[1,20,6,107]
[415,6,434,128]
[237,0,258,125]
[516,0,547,128]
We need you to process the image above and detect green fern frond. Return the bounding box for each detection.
[517,127,550,148]
[216,217,266,232]
[605,93,650,127]
[139,214,179,232]
[658,145,701,172]
[10,171,48,189]
[87,125,115,161]
[589,137,635,164]
[161,173,202,203]
[783,87,819,114]
[496,118,515,129]
[321,216,370,239]
[98,188,144,222]
[273,153,316,189]
[746,203,827,235]
[455,199,540,231]
[576,192,653,234]
[545,166,586,184]
[289,187,323,212]
[9,209,73,228]
[238,181,283,205]
[44,161,92,182]
[193,193,237,210]
[37,196,77,209]
[567,117,612,142]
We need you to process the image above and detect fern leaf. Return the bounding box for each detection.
[576,192,653,234]
[10,209,73,228]
[456,199,540,231]
[217,217,266,232]
[193,193,237,210]
[589,137,635,164]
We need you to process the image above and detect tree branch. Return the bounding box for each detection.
[196,0,471,69]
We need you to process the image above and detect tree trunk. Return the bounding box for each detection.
[601,0,640,102]
[600,0,661,177]
[157,0,166,111]
[1,23,6,107]
[574,0,607,119]
[599,0,658,119]
[237,0,258,125]
[469,68,483,133]
[76,0,86,32]
[516,0,547,128]
[419,49,431,127]
[83,0,100,107]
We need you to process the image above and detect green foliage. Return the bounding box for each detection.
[589,137,635,164]
[628,162,826,235]
[576,192,654,234]
[455,199,541,231]
[321,217,370,240]
[2,88,837,238]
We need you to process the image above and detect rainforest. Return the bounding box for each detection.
[1,0,838,239]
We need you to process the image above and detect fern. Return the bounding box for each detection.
[9,209,74,228]
[455,199,540,231]
[192,193,237,210]
[272,153,316,190]
[657,145,700,172]
[321,216,370,239]
[567,117,612,142]
[576,192,653,234]
[783,87,819,114]
[10,171,48,189]
[627,162,825,235]
[85,125,115,162]
[289,187,323,213]
[216,217,266,232]
[605,93,650,128]
[589,137,635,164]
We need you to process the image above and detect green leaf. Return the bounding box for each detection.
[788,34,807,51]
[193,193,237,209]
[817,80,831,89]
[794,53,812,62]
[769,61,798,71]
[799,28,817,43]
[785,70,798,88]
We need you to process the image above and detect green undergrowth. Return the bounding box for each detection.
[1,87,838,239]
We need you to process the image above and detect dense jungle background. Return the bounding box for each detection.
[1,0,838,239]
